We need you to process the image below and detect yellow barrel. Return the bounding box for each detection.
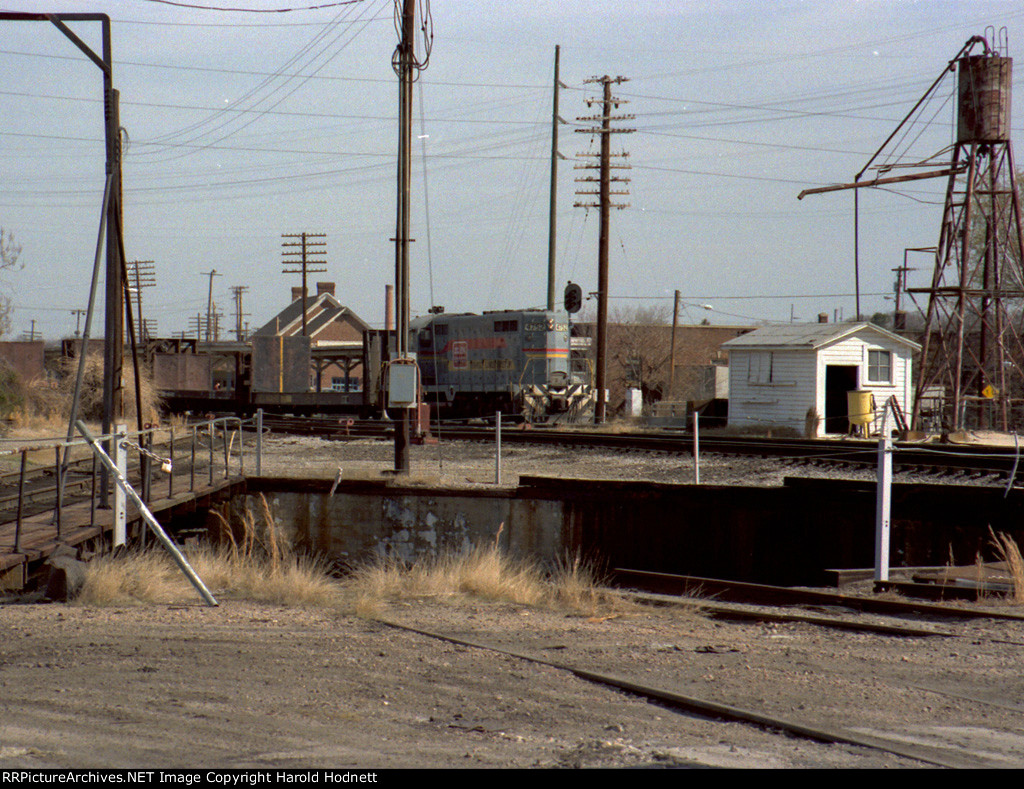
[847,390,875,426]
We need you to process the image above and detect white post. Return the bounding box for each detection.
[114,423,127,547]
[874,402,893,582]
[693,411,700,485]
[495,411,502,485]
[77,421,218,606]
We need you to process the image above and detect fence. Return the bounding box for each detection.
[2,412,264,556]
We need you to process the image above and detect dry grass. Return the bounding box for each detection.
[989,527,1024,604]
[76,494,341,607]
[76,499,624,617]
[348,541,625,618]
[20,354,161,430]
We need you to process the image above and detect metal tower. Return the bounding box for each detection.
[909,31,1024,432]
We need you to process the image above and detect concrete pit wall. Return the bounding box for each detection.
[244,475,1024,586]
[248,478,567,570]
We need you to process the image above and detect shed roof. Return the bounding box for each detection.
[721,322,920,352]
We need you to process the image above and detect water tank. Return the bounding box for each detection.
[847,390,876,427]
[957,54,1012,143]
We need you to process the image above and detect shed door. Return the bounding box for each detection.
[824,365,858,434]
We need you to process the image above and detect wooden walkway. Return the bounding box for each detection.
[0,471,246,591]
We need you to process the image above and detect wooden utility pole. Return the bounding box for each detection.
[282,233,326,337]
[575,75,634,423]
[667,289,680,400]
[201,269,220,343]
[392,0,431,473]
[231,285,250,341]
[547,45,564,311]
[126,260,155,341]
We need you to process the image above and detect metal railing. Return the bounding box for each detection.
[0,411,264,557]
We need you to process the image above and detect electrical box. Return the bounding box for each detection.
[387,363,418,408]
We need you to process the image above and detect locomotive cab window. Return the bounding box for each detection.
[494,320,518,333]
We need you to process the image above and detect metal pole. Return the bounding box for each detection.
[875,404,893,582]
[495,411,502,485]
[595,78,612,424]
[14,451,26,553]
[223,424,230,479]
[54,446,62,538]
[76,420,218,607]
[238,418,244,477]
[190,425,196,492]
[693,411,700,485]
[208,422,214,485]
[256,408,263,476]
[168,426,174,499]
[114,424,127,547]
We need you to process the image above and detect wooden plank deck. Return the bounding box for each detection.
[0,472,246,591]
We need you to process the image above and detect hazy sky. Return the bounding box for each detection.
[2,0,1023,340]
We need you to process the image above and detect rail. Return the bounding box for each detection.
[0,411,264,558]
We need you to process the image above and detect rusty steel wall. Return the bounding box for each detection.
[153,353,212,391]
[252,335,311,393]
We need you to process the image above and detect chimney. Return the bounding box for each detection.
[817,312,828,323]
[317,281,335,297]
[291,286,307,303]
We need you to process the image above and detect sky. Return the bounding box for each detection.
[1,0,1023,341]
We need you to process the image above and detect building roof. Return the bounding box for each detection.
[254,291,370,340]
[721,321,921,352]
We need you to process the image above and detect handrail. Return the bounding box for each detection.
[1,411,264,579]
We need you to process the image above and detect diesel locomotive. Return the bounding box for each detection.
[412,308,594,422]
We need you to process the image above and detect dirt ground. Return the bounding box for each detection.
[2,595,1024,769]
[2,435,1024,769]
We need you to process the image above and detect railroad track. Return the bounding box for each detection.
[259,414,1024,480]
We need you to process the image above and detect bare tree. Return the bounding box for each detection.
[0,229,23,337]
[594,304,673,411]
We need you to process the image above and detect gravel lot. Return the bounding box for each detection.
[2,435,1022,769]
[257,433,996,489]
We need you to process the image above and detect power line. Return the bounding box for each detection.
[141,0,365,12]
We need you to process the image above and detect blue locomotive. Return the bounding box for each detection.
[412,308,594,422]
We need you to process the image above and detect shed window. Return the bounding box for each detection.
[747,352,773,384]
[867,350,892,383]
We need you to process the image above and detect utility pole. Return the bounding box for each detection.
[575,75,635,423]
[281,233,326,337]
[547,45,565,311]
[667,289,680,400]
[231,285,250,341]
[201,269,220,343]
[392,0,431,473]
[126,260,155,341]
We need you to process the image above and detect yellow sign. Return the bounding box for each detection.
[982,384,996,399]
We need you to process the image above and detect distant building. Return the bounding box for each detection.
[574,321,754,412]
[722,322,920,437]
[254,282,370,392]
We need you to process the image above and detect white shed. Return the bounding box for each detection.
[721,322,920,437]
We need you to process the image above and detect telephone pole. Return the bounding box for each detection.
[126,260,155,341]
[547,45,565,311]
[201,269,220,343]
[575,75,635,423]
[231,285,250,341]
[281,233,326,337]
